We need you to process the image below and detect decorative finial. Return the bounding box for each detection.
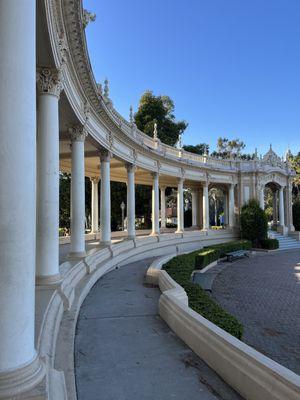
[204,145,208,157]
[270,143,272,150]
[104,78,109,98]
[178,134,182,149]
[129,105,133,124]
[82,9,96,29]
[96,82,102,96]
[153,122,158,142]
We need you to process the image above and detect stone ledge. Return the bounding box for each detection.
[146,256,300,400]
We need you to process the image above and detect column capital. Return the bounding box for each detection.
[159,185,167,191]
[69,125,88,142]
[125,162,136,173]
[151,172,159,179]
[90,176,100,184]
[37,67,63,98]
[99,149,112,162]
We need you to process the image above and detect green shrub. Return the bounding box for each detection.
[163,241,245,339]
[195,240,251,270]
[260,238,279,250]
[241,199,268,246]
[293,201,300,231]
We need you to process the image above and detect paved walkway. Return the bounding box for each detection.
[75,259,242,400]
[212,250,300,375]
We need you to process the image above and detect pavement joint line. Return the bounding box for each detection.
[79,313,158,321]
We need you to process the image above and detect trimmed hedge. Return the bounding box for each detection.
[260,238,279,250]
[195,240,252,270]
[163,240,247,339]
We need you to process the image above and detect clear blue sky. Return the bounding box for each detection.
[84,0,300,156]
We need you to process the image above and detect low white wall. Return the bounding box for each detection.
[147,257,300,400]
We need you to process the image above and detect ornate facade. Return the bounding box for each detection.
[0,0,296,399]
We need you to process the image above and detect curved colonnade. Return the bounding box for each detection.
[0,0,296,398]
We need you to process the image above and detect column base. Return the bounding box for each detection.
[0,355,46,399]
[277,225,288,236]
[36,273,62,286]
[150,232,160,237]
[99,241,111,246]
[67,251,87,259]
[175,229,184,234]
[127,235,136,240]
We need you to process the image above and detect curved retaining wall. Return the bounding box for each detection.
[36,230,237,399]
[146,257,300,400]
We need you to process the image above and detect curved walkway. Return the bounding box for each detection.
[212,250,300,375]
[75,259,242,400]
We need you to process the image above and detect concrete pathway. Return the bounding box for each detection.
[212,250,300,375]
[75,259,242,400]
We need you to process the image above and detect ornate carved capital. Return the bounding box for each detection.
[90,176,100,184]
[69,125,88,142]
[37,68,63,98]
[126,163,136,173]
[99,149,112,162]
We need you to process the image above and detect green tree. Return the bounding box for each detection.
[59,172,71,229]
[182,143,209,155]
[211,137,255,160]
[289,152,300,200]
[241,199,268,247]
[292,201,300,230]
[134,91,188,146]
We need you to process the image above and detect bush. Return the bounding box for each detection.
[194,240,252,270]
[260,238,279,250]
[163,242,245,339]
[241,199,268,246]
[293,201,300,231]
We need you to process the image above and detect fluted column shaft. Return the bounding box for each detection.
[90,177,99,233]
[228,184,235,227]
[279,187,285,226]
[176,179,184,233]
[100,150,111,244]
[126,164,135,239]
[0,0,45,393]
[260,186,265,209]
[202,183,209,230]
[160,186,166,229]
[70,127,87,256]
[152,173,160,235]
[191,189,198,227]
[36,68,62,283]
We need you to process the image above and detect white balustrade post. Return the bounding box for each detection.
[176,179,184,233]
[160,186,166,229]
[126,163,136,239]
[90,177,99,233]
[36,68,62,283]
[229,184,235,228]
[202,183,209,230]
[0,0,45,395]
[191,189,198,227]
[100,150,111,245]
[151,173,160,235]
[260,186,265,210]
[279,186,285,227]
[69,126,87,257]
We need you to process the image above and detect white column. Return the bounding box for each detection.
[223,192,229,225]
[90,177,99,233]
[160,186,166,229]
[191,189,198,227]
[70,126,87,257]
[0,0,45,395]
[228,184,235,228]
[176,179,184,233]
[100,150,111,245]
[36,68,62,283]
[279,186,285,226]
[273,190,278,225]
[260,186,265,209]
[126,163,135,239]
[202,183,209,230]
[151,173,160,235]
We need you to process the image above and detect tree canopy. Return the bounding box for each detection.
[210,137,254,160]
[134,91,188,146]
[182,143,209,155]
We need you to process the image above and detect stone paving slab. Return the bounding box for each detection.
[212,249,300,375]
[75,259,243,400]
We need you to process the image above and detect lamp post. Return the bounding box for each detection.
[120,201,125,231]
